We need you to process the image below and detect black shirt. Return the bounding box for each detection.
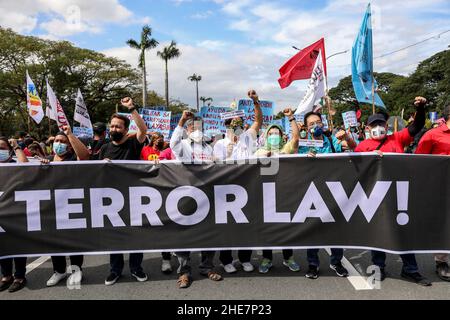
[47,152,77,162]
[90,138,110,160]
[98,137,143,161]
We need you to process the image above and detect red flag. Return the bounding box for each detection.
[278,38,327,89]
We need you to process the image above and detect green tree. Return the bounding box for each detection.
[0,27,140,138]
[127,25,159,107]
[157,41,181,109]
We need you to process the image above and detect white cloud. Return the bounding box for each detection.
[0,0,138,38]
[191,10,214,19]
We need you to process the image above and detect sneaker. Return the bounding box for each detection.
[105,273,120,286]
[401,271,432,286]
[242,262,254,272]
[258,258,273,274]
[0,277,13,292]
[46,272,67,287]
[223,263,237,274]
[330,263,349,277]
[305,265,319,279]
[67,270,83,287]
[283,258,300,272]
[8,279,26,293]
[436,262,450,282]
[131,270,148,282]
[161,260,173,274]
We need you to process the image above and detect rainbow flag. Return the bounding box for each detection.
[26,70,44,124]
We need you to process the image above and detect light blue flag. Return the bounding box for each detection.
[351,4,386,109]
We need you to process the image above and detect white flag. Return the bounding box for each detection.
[295,49,327,115]
[46,80,70,130]
[26,70,45,124]
[74,89,92,129]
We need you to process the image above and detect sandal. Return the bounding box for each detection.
[177,274,192,289]
[207,271,223,281]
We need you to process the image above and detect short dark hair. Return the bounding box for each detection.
[110,113,130,129]
[444,105,450,121]
[304,111,322,125]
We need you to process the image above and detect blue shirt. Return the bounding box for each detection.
[298,135,342,154]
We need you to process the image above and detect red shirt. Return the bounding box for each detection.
[140,146,175,161]
[355,128,413,153]
[415,124,450,155]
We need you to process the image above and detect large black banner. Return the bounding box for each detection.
[0,154,449,259]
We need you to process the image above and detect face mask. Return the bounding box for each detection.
[365,131,371,140]
[53,142,68,156]
[110,131,125,142]
[310,124,323,138]
[370,126,387,140]
[300,131,307,139]
[267,135,282,148]
[0,149,11,162]
[189,130,204,143]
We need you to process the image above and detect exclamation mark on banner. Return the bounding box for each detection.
[0,192,5,232]
[396,182,410,226]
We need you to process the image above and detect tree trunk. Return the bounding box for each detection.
[165,59,169,110]
[196,81,199,112]
[142,51,147,107]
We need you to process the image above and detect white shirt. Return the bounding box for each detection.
[213,129,257,160]
[170,126,214,163]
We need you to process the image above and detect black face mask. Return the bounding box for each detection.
[110,131,124,142]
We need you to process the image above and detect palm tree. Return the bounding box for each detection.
[127,25,159,107]
[188,73,202,112]
[157,41,181,109]
[200,96,212,107]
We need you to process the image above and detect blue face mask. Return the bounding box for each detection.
[53,142,68,156]
[310,124,323,138]
[0,149,11,162]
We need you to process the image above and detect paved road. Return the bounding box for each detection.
[1,250,449,300]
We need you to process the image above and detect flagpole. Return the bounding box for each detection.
[371,78,375,115]
[27,116,31,134]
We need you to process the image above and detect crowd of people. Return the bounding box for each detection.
[1,91,449,293]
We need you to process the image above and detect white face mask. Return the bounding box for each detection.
[370,126,387,140]
[0,149,11,162]
[189,130,204,143]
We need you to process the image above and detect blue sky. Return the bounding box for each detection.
[1,0,449,110]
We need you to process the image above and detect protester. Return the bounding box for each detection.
[97,97,149,286]
[415,104,450,282]
[40,126,90,288]
[141,132,174,161]
[213,89,263,273]
[170,110,222,288]
[170,111,214,163]
[298,111,353,279]
[0,138,28,293]
[28,142,46,158]
[255,108,301,273]
[354,96,431,286]
[90,122,109,160]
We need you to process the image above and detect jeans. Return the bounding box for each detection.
[307,249,343,267]
[219,250,252,265]
[110,253,143,275]
[263,249,293,261]
[371,251,418,273]
[51,255,83,274]
[0,257,27,279]
[175,251,217,276]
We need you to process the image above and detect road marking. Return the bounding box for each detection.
[325,249,374,290]
[26,256,50,274]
